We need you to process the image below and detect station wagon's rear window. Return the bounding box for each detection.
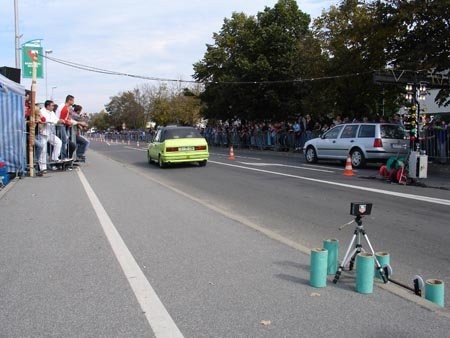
[381,125,406,139]
[358,125,375,138]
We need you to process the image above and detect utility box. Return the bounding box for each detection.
[409,151,428,178]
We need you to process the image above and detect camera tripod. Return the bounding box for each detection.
[333,215,388,284]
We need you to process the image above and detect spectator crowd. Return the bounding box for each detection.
[26,94,91,175]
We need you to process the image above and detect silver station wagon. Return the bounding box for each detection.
[303,123,409,168]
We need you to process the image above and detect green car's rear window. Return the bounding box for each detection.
[164,128,203,140]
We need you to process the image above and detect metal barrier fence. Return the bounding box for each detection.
[95,131,154,143]
[420,128,449,163]
[91,127,449,163]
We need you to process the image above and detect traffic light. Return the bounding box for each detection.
[403,106,416,134]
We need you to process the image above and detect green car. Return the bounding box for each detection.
[147,126,209,167]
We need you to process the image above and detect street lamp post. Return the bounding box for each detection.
[404,81,428,179]
[14,0,21,69]
[45,49,53,99]
[405,81,427,151]
[51,86,57,100]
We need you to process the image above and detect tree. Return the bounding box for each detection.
[105,91,146,130]
[150,86,202,126]
[383,0,450,106]
[89,110,111,131]
[193,0,322,121]
[312,0,402,119]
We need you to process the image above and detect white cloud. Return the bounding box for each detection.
[0,0,337,112]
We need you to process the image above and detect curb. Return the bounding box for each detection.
[0,176,20,200]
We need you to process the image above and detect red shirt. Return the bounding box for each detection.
[59,105,71,126]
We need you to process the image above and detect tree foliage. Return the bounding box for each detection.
[102,83,202,130]
[193,0,323,121]
[382,0,450,105]
[193,0,449,122]
[98,0,449,127]
[89,110,110,130]
[313,0,400,118]
[150,87,202,126]
[104,90,145,130]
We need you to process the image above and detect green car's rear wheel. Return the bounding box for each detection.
[158,155,166,168]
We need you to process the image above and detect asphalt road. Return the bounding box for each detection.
[2,140,450,337]
[89,140,450,308]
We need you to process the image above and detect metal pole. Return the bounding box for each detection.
[14,0,21,69]
[416,99,421,151]
[45,54,48,99]
[29,52,38,177]
[44,50,52,99]
[51,86,57,100]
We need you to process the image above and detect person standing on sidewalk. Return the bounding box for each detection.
[434,117,448,164]
[33,106,47,173]
[56,95,75,160]
[39,100,63,171]
[71,104,90,161]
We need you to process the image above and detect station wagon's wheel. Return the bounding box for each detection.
[199,160,207,167]
[350,148,366,168]
[305,146,318,163]
[158,155,166,168]
[147,152,152,164]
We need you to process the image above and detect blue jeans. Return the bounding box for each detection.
[34,134,46,169]
[57,126,69,159]
[76,135,90,157]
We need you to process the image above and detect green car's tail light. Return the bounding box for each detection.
[166,147,178,152]
[195,146,207,151]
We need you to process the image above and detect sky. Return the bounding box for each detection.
[1,0,337,113]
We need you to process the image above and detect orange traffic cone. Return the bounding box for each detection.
[343,155,355,176]
[228,145,235,160]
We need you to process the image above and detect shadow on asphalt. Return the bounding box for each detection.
[275,273,309,285]
[133,161,207,170]
[274,260,309,272]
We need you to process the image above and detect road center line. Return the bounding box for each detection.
[125,146,146,151]
[209,160,450,206]
[237,162,335,173]
[77,169,184,338]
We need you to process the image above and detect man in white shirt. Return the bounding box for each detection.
[38,100,63,171]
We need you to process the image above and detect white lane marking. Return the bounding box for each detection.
[77,170,184,338]
[303,163,345,170]
[125,146,146,151]
[209,160,450,206]
[237,162,334,173]
[210,152,261,160]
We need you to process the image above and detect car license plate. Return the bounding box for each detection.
[179,146,194,151]
[392,143,404,149]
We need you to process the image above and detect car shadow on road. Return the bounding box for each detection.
[134,161,203,170]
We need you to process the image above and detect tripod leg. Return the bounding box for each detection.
[363,233,388,283]
[333,234,357,283]
[348,244,362,271]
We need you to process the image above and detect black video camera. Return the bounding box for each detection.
[350,202,372,216]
